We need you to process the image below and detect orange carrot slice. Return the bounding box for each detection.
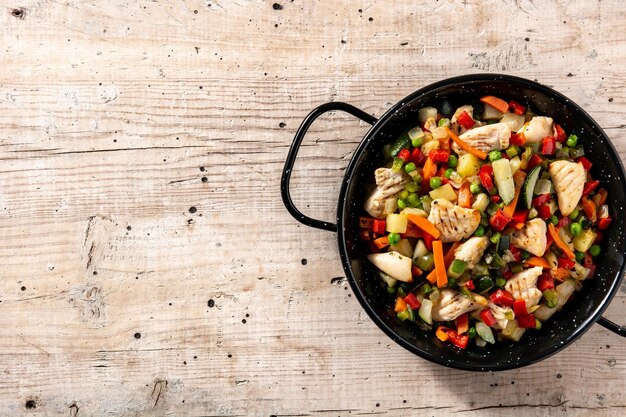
[525,256,550,269]
[503,170,527,218]
[394,297,407,313]
[458,181,472,208]
[422,157,437,182]
[480,95,510,113]
[406,214,441,239]
[445,127,488,160]
[436,326,450,341]
[433,240,447,288]
[372,235,390,250]
[548,223,575,260]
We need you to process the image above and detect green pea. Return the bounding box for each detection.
[397,199,407,210]
[549,215,559,226]
[430,177,442,189]
[589,244,601,257]
[405,182,419,193]
[407,193,419,206]
[388,233,401,245]
[444,168,454,179]
[404,162,416,173]
[566,134,578,147]
[569,209,579,220]
[448,155,458,168]
[489,150,503,162]
[474,226,485,237]
[398,190,409,200]
[411,137,423,148]
[438,118,450,127]
[569,222,582,237]
[468,327,477,338]
[575,251,584,262]
[470,183,482,194]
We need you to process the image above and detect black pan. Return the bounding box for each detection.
[281,74,626,371]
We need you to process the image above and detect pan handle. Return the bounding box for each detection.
[597,316,626,337]
[281,102,377,232]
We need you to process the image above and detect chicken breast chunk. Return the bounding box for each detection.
[518,116,553,143]
[549,160,586,216]
[364,168,410,219]
[505,266,543,309]
[452,123,511,155]
[454,236,490,269]
[510,218,548,257]
[428,199,481,242]
[432,288,481,322]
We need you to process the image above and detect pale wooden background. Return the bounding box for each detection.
[0,0,624,416]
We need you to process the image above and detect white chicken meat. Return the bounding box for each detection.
[432,288,481,322]
[452,123,511,155]
[453,236,490,269]
[364,168,410,219]
[428,198,481,242]
[505,266,543,309]
[518,116,553,143]
[510,218,548,257]
[549,160,586,216]
[488,301,514,330]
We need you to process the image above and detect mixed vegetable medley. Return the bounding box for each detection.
[359,95,612,349]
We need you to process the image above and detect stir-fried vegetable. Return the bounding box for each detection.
[358,95,609,349]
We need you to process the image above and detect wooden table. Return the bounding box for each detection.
[1,1,624,415]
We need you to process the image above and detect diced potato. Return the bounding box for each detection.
[383,198,398,216]
[501,319,526,341]
[418,107,438,123]
[401,207,428,218]
[385,213,407,233]
[429,183,457,202]
[573,229,597,252]
[534,304,557,321]
[412,239,428,262]
[457,153,481,177]
[483,104,504,120]
[408,126,424,141]
[389,238,413,258]
[367,252,413,282]
[472,193,490,212]
[500,112,525,131]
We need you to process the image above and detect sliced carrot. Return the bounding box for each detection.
[445,127,488,160]
[480,95,510,114]
[436,326,450,342]
[458,181,472,208]
[433,240,447,288]
[422,157,437,182]
[582,196,597,223]
[426,269,437,284]
[406,214,441,239]
[372,235,390,250]
[548,223,575,260]
[394,297,407,313]
[525,256,550,269]
[553,267,570,281]
[503,170,527,218]
[456,314,469,334]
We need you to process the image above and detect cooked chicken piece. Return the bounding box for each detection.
[454,236,490,269]
[505,266,543,309]
[517,116,553,143]
[510,218,548,257]
[549,160,586,216]
[432,288,481,322]
[428,198,481,242]
[452,123,511,155]
[488,301,514,330]
[364,168,410,219]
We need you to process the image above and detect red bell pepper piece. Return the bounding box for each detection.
[513,299,527,317]
[397,148,411,161]
[511,209,528,224]
[517,313,537,329]
[532,193,551,207]
[576,156,592,171]
[491,195,501,204]
[554,123,567,143]
[503,269,513,280]
[479,165,493,175]
[463,280,475,290]
[597,215,612,230]
[509,100,526,115]
[540,136,556,155]
[479,172,495,193]
[583,253,594,268]
[537,273,555,291]
[457,110,475,129]
[480,309,498,327]
[411,265,423,278]
[537,205,551,220]
[429,149,450,164]
[490,209,511,232]
[509,245,522,262]
[558,257,575,270]
[372,219,386,234]
[510,132,526,146]
[404,293,421,310]
[527,154,545,171]
[557,216,570,228]
[446,330,469,349]
[410,148,424,165]
[489,289,515,307]
[582,180,600,197]
[423,232,434,251]
[402,222,423,239]
[359,217,374,229]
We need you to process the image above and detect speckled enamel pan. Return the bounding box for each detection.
[281,74,626,371]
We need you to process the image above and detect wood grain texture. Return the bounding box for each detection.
[0,0,624,415]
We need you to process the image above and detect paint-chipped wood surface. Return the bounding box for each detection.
[1,0,625,416]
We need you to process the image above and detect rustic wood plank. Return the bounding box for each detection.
[0,0,624,415]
